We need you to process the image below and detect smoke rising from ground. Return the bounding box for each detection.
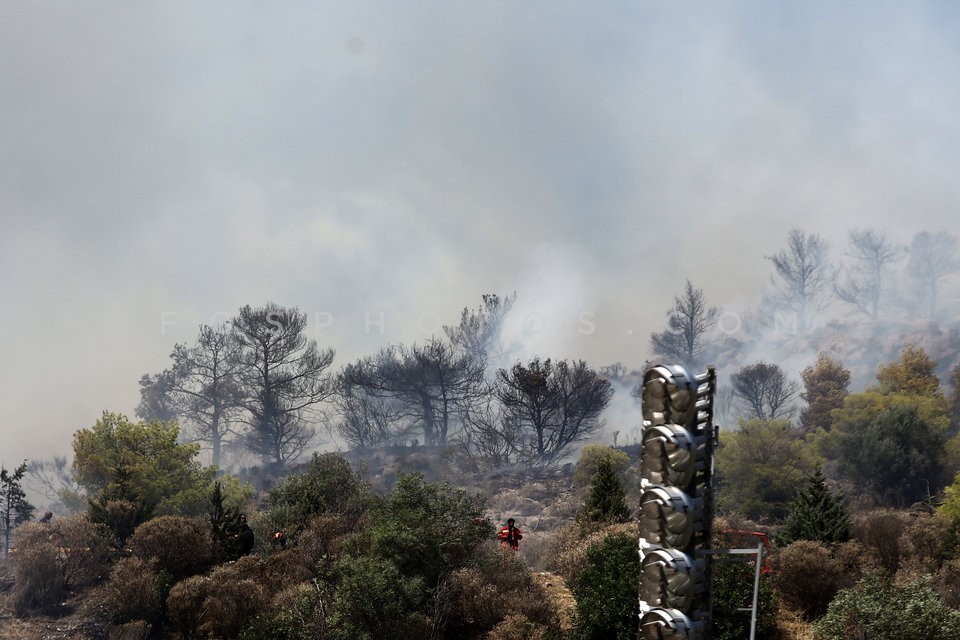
[3,2,960,465]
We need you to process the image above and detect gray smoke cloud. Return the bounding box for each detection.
[2,2,959,465]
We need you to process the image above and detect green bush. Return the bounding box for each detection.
[572,445,630,490]
[239,582,329,640]
[711,558,778,640]
[571,533,639,640]
[327,555,429,640]
[363,472,492,593]
[814,573,960,640]
[267,453,368,538]
[577,457,631,524]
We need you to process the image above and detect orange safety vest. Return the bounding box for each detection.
[498,524,522,548]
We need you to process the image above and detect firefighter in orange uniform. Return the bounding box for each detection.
[498,518,522,552]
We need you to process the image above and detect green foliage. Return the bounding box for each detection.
[711,558,778,640]
[813,573,960,640]
[572,445,630,490]
[267,452,367,538]
[875,344,942,397]
[2,461,34,556]
[209,480,242,561]
[578,457,630,524]
[822,401,947,507]
[776,468,850,546]
[239,583,329,640]
[72,412,216,518]
[949,364,960,434]
[799,352,850,434]
[327,555,429,640]
[940,471,960,522]
[571,533,639,640]
[361,472,492,593]
[715,418,817,521]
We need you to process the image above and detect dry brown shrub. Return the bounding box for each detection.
[97,556,162,624]
[127,515,213,578]
[444,567,501,632]
[548,521,635,584]
[11,541,65,614]
[254,548,314,595]
[831,540,879,581]
[95,500,143,543]
[199,578,267,638]
[930,558,960,608]
[295,512,353,564]
[775,539,875,622]
[485,612,550,640]
[853,509,911,573]
[898,511,958,578]
[13,516,114,590]
[166,574,214,638]
[443,549,559,638]
[108,620,152,640]
[263,582,329,637]
[166,557,271,637]
[774,541,839,619]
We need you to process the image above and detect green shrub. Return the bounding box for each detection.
[711,558,778,640]
[577,457,631,524]
[570,533,639,640]
[267,453,368,537]
[364,473,492,593]
[813,573,960,640]
[239,582,329,640]
[327,555,429,640]
[572,445,630,490]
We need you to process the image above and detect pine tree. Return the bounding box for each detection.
[799,352,851,434]
[776,468,850,546]
[579,457,631,523]
[2,461,35,556]
[208,480,243,561]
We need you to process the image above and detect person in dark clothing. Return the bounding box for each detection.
[498,518,522,552]
[236,514,255,556]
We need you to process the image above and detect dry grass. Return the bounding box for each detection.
[530,571,576,635]
[776,603,816,640]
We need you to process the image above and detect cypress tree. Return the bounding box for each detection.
[579,457,631,523]
[776,468,850,546]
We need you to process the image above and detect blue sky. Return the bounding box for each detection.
[2,1,959,464]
